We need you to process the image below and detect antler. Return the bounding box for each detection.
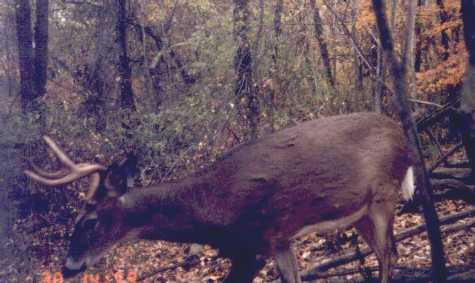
[28,161,69,178]
[25,136,106,191]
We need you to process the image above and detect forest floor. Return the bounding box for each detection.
[0,141,474,282]
[0,196,36,282]
[1,195,474,283]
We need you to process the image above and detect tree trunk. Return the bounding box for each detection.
[402,0,417,98]
[374,0,397,113]
[88,3,110,132]
[15,0,34,112]
[252,0,264,69]
[371,1,447,282]
[352,1,363,99]
[310,0,334,88]
[135,24,165,110]
[415,1,425,72]
[459,0,475,179]
[2,10,16,97]
[115,0,135,111]
[233,0,259,140]
[330,0,337,77]
[268,0,283,133]
[436,0,450,60]
[374,41,384,113]
[79,2,114,132]
[33,0,49,98]
[390,0,397,30]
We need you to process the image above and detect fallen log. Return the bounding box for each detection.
[429,143,463,172]
[445,160,470,169]
[298,208,475,281]
[416,96,460,132]
[431,167,471,181]
[432,179,475,204]
[295,265,474,283]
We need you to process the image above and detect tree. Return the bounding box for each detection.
[402,0,417,98]
[116,0,135,111]
[34,0,48,98]
[310,0,334,88]
[371,0,447,282]
[436,0,450,61]
[233,0,259,141]
[15,0,49,112]
[82,2,113,132]
[15,0,34,112]
[1,5,17,97]
[267,0,283,133]
[459,0,475,178]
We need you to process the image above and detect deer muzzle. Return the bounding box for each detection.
[63,257,86,278]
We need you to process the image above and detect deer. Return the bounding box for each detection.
[25,112,415,283]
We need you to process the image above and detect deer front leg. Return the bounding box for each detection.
[275,245,302,283]
[223,253,265,283]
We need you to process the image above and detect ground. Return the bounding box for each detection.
[1,197,474,283]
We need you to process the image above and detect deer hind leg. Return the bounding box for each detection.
[275,244,302,283]
[223,252,265,283]
[355,201,396,283]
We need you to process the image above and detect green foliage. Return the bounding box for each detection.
[0,112,42,174]
[0,0,417,219]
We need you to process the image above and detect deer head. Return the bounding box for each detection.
[25,137,135,276]
[26,113,415,283]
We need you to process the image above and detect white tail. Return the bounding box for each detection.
[402,166,415,201]
[26,113,414,283]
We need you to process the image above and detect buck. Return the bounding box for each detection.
[25,112,415,283]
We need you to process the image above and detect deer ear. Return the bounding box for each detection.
[122,153,138,188]
[104,155,137,197]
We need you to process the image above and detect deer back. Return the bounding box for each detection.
[25,112,413,277]
[135,113,413,253]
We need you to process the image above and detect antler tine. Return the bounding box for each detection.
[43,136,77,169]
[25,163,104,186]
[28,161,69,178]
[24,136,106,187]
[86,173,101,201]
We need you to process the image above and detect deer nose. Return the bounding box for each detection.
[63,258,86,278]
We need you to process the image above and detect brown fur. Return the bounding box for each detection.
[117,113,412,282]
[30,112,414,283]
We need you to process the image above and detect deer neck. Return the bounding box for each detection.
[118,174,218,244]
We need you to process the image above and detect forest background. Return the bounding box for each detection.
[0,0,475,282]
